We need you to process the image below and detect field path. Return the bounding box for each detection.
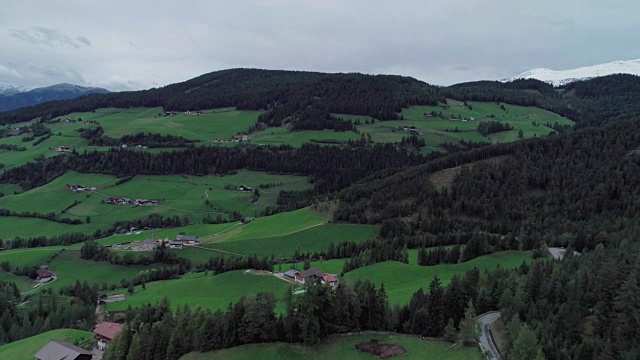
[191,245,243,257]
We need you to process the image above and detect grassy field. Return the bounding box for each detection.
[0,170,311,238]
[180,334,480,360]
[46,250,158,290]
[106,270,294,312]
[0,328,94,360]
[250,127,360,147]
[201,223,379,258]
[0,107,262,170]
[391,100,573,148]
[201,208,327,243]
[344,251,532,305]
[54,107,261,140]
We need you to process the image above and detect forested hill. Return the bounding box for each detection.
[447,74,640,127]
[0,69,442,127]
[333,116,640,358]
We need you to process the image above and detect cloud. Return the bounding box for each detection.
[9,27,91,48]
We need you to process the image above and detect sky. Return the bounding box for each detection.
[1,0,639,91]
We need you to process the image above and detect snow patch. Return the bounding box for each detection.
[504,59,640,86]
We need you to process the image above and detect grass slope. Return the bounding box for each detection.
[180,334,480,360]
[106,270,293,312]
[344,251,532,305]
[0,329,93,360]
[0,170,310,238]
[202,224,379,258]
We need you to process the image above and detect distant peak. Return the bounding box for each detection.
[504,59,640,86]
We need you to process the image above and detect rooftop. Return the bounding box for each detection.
[93,321,124,341]
[34,340,92,360]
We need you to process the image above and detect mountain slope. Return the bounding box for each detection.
[0,83,109,112]
[507,59,640,86]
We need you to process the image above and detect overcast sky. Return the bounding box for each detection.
[1,0,639,91]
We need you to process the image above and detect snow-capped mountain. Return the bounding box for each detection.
[0,81,26,96]
[0,83,109,112]
[506,59,640,86]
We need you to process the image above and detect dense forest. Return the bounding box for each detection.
[0,69,442,129]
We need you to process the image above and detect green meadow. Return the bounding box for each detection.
[201,223,379,258]
[0,329,94,360]
[180,334,480,360]
[49,107,261,141]
[344,251,532,305]
[106,270,294,312]
[0,170,311,238]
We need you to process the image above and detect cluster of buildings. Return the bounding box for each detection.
[106,197,159,206]
[34,321,125,359]
[163,111,204,116]
[56,146,73,152]
[448,115,474,122]
[84,120,99,125]
[213,135,251,143]
[284,267,338,289]
[65,184,97,192]
[113,234,199,251]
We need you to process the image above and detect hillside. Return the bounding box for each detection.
[0,69,442,129]
[0,84,109,112]
[0,329,93,360]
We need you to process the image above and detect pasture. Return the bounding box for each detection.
[49,107,261,141]
[0,329,94,360]
[344,251,532,305]
[180,334,480,360]
[0,170,311,238]
[46,250,159,290]
[105,270,294,312]
[201,223,379,258]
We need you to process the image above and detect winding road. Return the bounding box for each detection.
[478,311,502,360]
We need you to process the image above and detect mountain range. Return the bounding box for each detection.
[0,83,109,112]
[506,59,640,86]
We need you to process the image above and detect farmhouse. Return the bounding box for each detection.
[284,269,299,279]
[94,322,124,351]
[238,185,252,192]
[34,340,92,360]
[322,274,338,289]
[230,135,251,142]
[168,241,184,249]
[295,268,325,285]
[176,234,198,245]
[36,268,55,283]
[65,184,87,192]
[56,146,72,152]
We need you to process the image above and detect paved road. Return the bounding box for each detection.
[478,311,501,360]
[548,247,566,260]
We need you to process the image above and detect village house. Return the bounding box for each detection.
[284,269,299,280]
[94,322,124,351]
[34,340,92,360]
[295,268,325,285]
[238,185,252,192]
[230,135,251,142]
[321,274,338,289]
[65,184,87,192]
[176,234,198,245]
[168,241,184,249]
[56,146,72,152]
[36,268,55,283]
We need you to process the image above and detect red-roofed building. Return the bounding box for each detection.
[321,274,338,289]
[36,269,55,283]
[94,322,124,350]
